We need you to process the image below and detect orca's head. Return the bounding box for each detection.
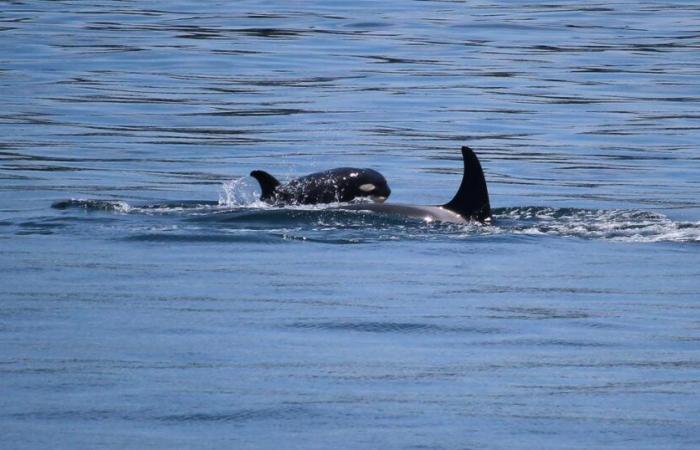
[352,169,391,203]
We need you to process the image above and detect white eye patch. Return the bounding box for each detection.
[359,183,375,192]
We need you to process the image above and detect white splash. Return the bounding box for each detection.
[218,177,263,207]
[493,208,700,243]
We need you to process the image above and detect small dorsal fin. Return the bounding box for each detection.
[250,170,281,201]
[443,146,491,222]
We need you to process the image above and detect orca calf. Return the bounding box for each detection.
[250,167,391,205]
[336,146,491,224]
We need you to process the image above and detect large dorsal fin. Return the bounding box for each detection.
[250,170,281,201]
[442,146,491,222]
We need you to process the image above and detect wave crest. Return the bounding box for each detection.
[494,207,700,243]
[51,200,699,244]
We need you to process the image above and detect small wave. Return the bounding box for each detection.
[157,406,314,424]
[51,199,699,244]
[186,207,417,228]
[290,321,499,334]
[492,207,700,243]
[52,198,132,213]
[51,198,226,214]
[124,232,284,244]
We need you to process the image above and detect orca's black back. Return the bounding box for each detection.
[281,168,384,204]
[249,167,388,205]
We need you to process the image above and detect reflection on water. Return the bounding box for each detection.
[1,1,700,449]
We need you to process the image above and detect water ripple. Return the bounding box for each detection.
[48,199,700,244]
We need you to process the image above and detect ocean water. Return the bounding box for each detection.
[1,1,700,448]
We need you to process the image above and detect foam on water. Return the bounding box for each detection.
[50,199,700,244]
[493,207,700,243]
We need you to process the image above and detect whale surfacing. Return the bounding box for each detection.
[336,146,491,224]
[250,167,391,206]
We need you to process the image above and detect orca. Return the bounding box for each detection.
[51,147,489,225]
[250,167,391,206]
[335,146,491,224]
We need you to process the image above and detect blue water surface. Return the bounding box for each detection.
[1,1,700,449]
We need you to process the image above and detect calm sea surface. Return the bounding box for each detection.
[2,1,700,448]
